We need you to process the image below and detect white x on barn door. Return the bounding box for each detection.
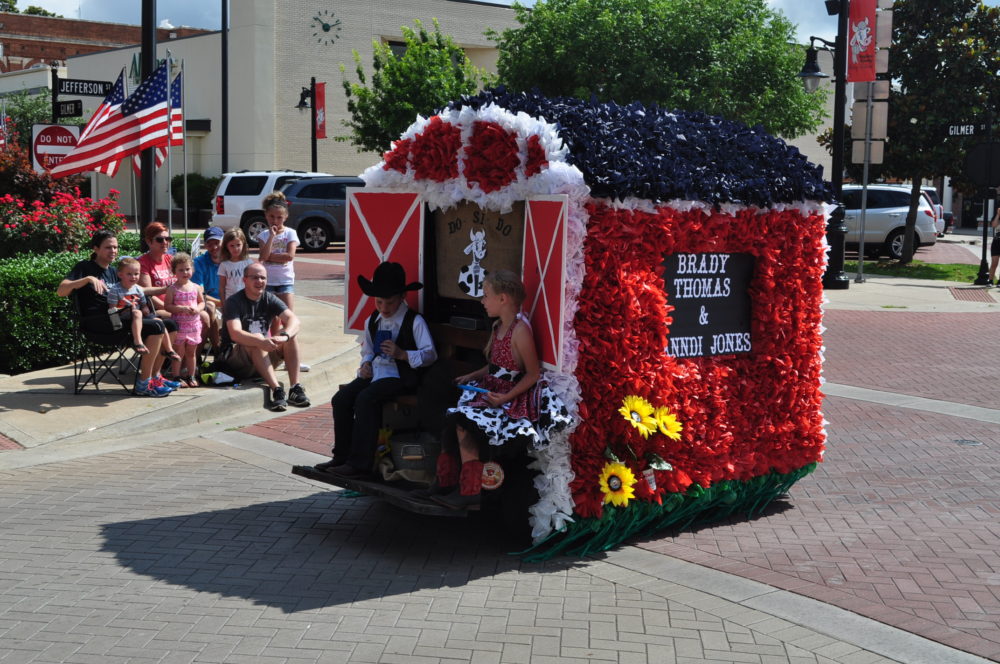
[522,196,568,371]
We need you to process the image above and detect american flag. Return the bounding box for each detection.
[128,70,184,175]
[51,62,171,178]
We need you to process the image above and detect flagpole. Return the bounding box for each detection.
[124,72,139,234]
[181,58,188,239]
[166,51,174,241]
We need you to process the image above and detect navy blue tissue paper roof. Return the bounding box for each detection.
[442,87,834,207]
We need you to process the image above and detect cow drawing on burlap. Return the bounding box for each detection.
[458,229,487,297]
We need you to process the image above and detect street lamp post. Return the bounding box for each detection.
[295,77,318,172]
[799,0,851,290]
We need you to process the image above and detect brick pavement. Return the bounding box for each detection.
[822,310,1000,409]
[638,396,1000,661]
[0,440,901,664]
[238,307,1000,661]
[918,239,980,266]
[242,403,333,457]
[0,433,24,451]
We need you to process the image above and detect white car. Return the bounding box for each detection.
[841,185,938,260]
[921,187,946,236]
[210,170,330,245]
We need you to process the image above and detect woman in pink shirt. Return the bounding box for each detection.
[137,222,181,382]
[137,222,177,316]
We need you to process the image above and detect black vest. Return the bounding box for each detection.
[368,309,420,387]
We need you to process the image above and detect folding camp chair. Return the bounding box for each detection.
[71,296,139,395]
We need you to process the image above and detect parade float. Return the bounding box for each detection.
[295,87,832,560]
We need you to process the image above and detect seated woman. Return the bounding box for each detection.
[57,231,171,397]
[136,222,182,383]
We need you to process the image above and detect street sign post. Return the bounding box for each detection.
[32,123,80,173]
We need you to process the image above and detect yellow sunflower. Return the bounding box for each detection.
[599,462,637,507]
[654,405,683,441]
[619,395,657,439]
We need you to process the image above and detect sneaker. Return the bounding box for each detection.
[270,386,287,412]
[299,363,311,372]
[288,383,310,407]
[149,375,176,392]
[135,377,171,397]
[155,374,181,390]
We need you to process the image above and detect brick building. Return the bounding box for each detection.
[0,11,208,73]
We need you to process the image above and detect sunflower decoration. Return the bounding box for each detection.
[619,395,658,439]
[598,462,637,507]
[654,405,683,441]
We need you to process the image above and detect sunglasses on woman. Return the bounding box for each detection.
[154,236,173,243]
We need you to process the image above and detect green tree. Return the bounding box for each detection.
[0,0,17,12]
[876,0,1000,263]
[2,89,54,152]
[24,6,60,16]
[489,0,826,138]
[340,19,495,154]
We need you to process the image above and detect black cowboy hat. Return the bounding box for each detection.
[358,262,423,297]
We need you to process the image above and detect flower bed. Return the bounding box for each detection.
[0,189,126,259]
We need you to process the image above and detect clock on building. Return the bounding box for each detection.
[311,9,342,46]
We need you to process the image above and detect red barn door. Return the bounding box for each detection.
[344,190,424,334]
[522,196,568,371]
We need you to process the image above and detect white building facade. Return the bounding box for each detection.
[63,0,519,214]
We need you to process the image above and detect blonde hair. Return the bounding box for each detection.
[483,269,526,357]
[171,252,193,271]
[220,228,250,261]
[117,256,140,272]
[484,269,525,307]
[262,190,289,211]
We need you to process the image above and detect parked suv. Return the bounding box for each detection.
[280,176,364,252]
[210,170,330,245]
[921,186,946,236]
[841,185,938,260]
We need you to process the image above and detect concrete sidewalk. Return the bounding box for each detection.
[0,295,362,454]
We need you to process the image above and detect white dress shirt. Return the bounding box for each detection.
[361,301,437,381]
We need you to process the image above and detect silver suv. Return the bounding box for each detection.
[280,176,364,252]
[210,170,330,245]
[841,185,938,260]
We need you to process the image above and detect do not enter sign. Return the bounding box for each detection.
[32,124,80,173]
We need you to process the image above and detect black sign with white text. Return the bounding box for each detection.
[57,78,112,97]
[662,252,755,358]
[55,100,82,118]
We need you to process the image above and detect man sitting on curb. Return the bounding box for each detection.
[222,262,310,411]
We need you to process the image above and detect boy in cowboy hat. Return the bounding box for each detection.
[316,262,438,477]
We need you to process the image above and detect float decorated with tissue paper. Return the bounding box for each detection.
[293,87,832,560]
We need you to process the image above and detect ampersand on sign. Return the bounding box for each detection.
[698,306,709,326]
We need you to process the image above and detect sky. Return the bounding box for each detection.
[19,0,1000,39]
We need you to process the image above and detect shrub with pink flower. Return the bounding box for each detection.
[0,188,126,259]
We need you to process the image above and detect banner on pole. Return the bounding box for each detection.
[315,82,326,139]
[847,0,877,82]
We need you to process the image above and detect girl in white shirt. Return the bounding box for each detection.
[217,228,254,314]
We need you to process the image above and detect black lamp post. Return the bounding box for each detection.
[798,1,851,291]
[295,77,318,172]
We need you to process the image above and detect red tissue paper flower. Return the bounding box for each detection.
[410,117,462,182]
[464,121,520,193]
[525,134,548,178]
[382,138,412,173]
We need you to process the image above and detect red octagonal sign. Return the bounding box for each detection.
[32,123,80,173]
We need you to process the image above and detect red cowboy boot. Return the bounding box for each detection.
[432,460,484,509]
